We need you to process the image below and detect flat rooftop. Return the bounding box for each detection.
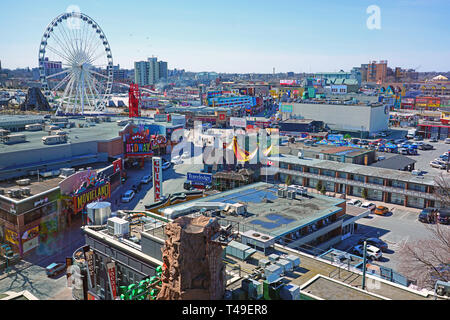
[0,118,126,154]
[0,176,63,200]
[269,154,440,186]
[224,244,435,300]
[161,182,345,237]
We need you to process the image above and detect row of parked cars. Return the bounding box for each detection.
[120,159,172,203]
[430,151,449,170]
[351,237,388,260]
[418,207,450,224]
[347,199,389,215]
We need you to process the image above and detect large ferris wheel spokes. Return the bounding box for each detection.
[39,12,113,115]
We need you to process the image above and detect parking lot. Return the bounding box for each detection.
[334,205,450,272]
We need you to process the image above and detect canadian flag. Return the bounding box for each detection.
[267,161,274,166]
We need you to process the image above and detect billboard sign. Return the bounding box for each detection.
[327,134,344,141]
[113,159,122,174]
[280,80,297,85]
[152,157,162,202]
[72,182,111,214]
[280,105,293,113]
[106,262,118,299]
[230,117,247,128]
[21,225,40,253]
[187,172,212,186]
[5,228,19,247]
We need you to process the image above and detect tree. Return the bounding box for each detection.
[397,223,450,290]
[361,188,368,200]
[316,180,323,192]
[320,185,326,195]
[433,174,450,208]
[285,175,291,186]
[344,134,352,140]
[397,174,450,290]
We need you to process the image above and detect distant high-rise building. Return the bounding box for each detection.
[134,57,168,85]
[158,61,168,80]
[148,57,159,85]
[134,61,150,86]
[366,60,387,83]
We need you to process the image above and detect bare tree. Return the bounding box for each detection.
[434,174,450,208]
[397,223,450,289]
[397,175,450,290]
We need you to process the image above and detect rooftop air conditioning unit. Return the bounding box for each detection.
[107,217,130,237]
[21,188,31,196]
[287,190,296,200]
[277,188,287,198]
[16,179,31,186]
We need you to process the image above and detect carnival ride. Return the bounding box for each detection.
[39,12,114,115]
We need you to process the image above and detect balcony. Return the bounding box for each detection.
[277,168,439,201]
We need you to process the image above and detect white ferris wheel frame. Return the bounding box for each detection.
[38,12,114,115]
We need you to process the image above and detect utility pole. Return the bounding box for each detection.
[362,240,367,290]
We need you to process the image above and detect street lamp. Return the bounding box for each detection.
[362,240,367,290]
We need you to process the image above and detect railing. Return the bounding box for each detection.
[276,168,439,201]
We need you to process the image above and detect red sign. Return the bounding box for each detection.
[107,262,118,299]
[113,159,122,173]
[152,157,162,202]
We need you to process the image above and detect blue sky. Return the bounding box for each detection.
[0,0,449,73]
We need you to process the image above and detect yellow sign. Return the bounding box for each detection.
[5,229,19,246]
[73,182,111,213]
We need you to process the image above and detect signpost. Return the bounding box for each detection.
[152,157,163,202]
[187,172,212,186]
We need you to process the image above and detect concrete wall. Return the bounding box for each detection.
[97,137,124,157]
[0,141,108,181]
[291,103,389,133]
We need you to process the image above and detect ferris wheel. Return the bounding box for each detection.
[38,12,113,115]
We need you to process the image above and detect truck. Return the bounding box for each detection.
[406,129,417,139]
[25,123,43,131]
[3,134,26,144]
[42,135,67,145]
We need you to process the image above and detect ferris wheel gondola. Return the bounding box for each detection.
[38,12,113,115]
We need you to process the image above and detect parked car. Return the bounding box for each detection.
[374,206,389,215]
[360,202,376,212]
[141,175,152,184]
[445,138,450,144]
[414,135,424,141]
[46,262,66,277]
[352,244,382,260]
[429,137,438,143]
[430,161,446,169]
[357,238,388,252]
[419,143,433,150]
[437,209,450,225]
[121,190,135,203]
[181,151,191,160]
[162,161,172,170]
[347,199,362,207]
[418,207,438,223]
[171,155,183,165]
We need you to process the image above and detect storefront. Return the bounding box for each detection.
[124,125,169,168]
[59,169,112,226]
[0,188,61,256]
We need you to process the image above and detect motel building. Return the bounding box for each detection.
[266,155,447,209]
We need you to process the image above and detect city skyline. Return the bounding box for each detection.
[0,0,449,73]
